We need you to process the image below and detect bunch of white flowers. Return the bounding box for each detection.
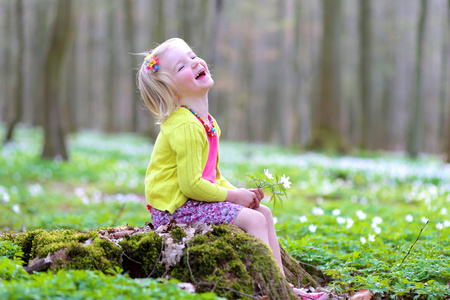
[246,169,291,210]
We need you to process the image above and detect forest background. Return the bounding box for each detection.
[1,0,450,161]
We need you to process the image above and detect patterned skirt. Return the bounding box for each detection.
[148,199,243,228]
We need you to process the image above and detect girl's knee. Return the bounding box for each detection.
[257,205,273,219]
[234,208,267,230]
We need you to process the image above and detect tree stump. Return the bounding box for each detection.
[1,222,318,299]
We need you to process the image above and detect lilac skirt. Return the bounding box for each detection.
[149,199,244,228]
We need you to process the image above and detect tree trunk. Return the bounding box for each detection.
[407,0,428,158]
[3,0,24,144]
[3,223,320,300]
[41,0,74,160]
[446,0,450,163]
[123,0,138,132]
[105,1,117,133]
[359,0,373,150]
[310,0,345,152]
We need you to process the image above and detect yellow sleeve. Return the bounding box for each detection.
[171,122,229,202]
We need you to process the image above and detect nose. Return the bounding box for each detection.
[191,59,199,68]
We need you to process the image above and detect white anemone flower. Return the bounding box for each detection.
[405,214,413,222]
[360,236,366,244]
[372,216,382,224]
[374,227,381,234]
[299,216,307,223]
[356,210,367,220]
[273,217,278,224]
[368,234,375,242]
[444,220,450,227]
[336,217,345,224]
[346,218,354,228]
[280,174,291,189]
[308,225,317,233]
[264,169,274,180]
[312,207,324,216]
[332,209,341,216]
[12,204,20,214]
[421,217,429,223]
[436,223,443,230]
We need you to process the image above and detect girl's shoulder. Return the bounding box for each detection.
[162,107,204,132]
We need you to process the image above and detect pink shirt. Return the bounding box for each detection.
[202,133,218,183]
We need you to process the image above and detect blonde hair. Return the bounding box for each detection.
[137,38,189,123]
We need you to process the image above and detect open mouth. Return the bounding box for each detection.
[195,69,206,80]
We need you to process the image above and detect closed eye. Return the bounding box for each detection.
[178,65,184,72]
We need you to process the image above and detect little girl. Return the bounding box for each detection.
[137,38,327,300]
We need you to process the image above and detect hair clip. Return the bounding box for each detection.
[144,55,159,73]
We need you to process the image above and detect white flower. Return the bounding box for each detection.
[356,210,366,220]
[374,227,381,234]
[371,223,378,229]
[405,214,413,222]
[372,216,382,224]
[299,216,307,223]
[368,234,375,242]
[360,236,366,244]
[280,174,291,189]
[12,204,20,214]
[421,217,429,223]
[308,225,317,233]
[346,218,354,228]
[436,223,443,230]
[273,217,278,224]
[264,169,274,180]
[336,217,345,224]
[444,220,450,228]
[312,207,324,216]
[332,209,341,216]
[441,208,447,215]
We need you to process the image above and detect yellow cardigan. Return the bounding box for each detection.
[145,107,236,214]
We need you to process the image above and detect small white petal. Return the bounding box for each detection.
[436,223,443,230]
[308,225,317,233]
[444,220,450,227]
[421,217,429,223]
[372,216,382,224]
[360,237,366,244]
[441,208,447,215]
[356,210,366,220]
[346,218,354,228]
[368,234,375,242]
[405,214,413,222]
[374,227,381,234]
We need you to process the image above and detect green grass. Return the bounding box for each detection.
[1,125,449,299]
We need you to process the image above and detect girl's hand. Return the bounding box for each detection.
[226,188,258,208]
[249,188,264,209]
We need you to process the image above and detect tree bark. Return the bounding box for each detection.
[3,0,24,144]
[41,0,75,160]
[446,0,450,162]
[407,0,428,158]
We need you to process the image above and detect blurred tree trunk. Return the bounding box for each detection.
[105,1,117,133]
[123,0,138,132]
[4,0,24,143]
[310,0,345,152]
[407,0,428,158]
[446,0,450,163]
[359,0,372,149]
[41,0,74,160]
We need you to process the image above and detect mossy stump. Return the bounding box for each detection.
[1,222,318,299]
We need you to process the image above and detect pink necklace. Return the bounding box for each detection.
[181,105,217,137]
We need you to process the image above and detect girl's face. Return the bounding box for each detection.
[159,42,214,100]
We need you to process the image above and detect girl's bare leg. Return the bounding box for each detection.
[232,205,285,275]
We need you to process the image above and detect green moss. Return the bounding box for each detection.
[119,232,164,278]
[2,229,46,263]
[170,227,186,243]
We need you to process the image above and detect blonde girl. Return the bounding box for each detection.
[137,38,327,300]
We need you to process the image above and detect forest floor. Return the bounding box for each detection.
[1,125,449,299]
